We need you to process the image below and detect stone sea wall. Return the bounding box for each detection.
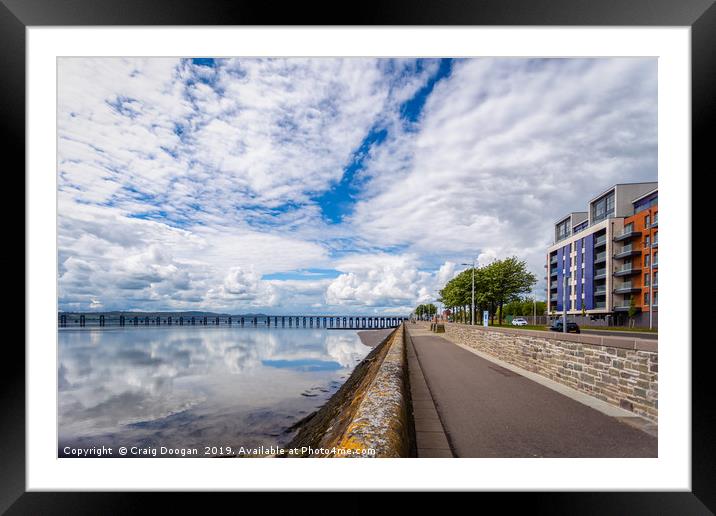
[421,322,658,422]
[283,325,411,457]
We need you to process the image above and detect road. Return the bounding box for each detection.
[407,327,657,458]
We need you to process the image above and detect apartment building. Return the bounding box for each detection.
[546,182,658,327]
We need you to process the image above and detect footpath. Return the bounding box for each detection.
[406,326,657,458]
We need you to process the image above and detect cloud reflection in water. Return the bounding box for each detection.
[58,327,371,454]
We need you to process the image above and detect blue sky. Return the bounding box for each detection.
[57,57,657,314]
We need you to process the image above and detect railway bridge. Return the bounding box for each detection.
[58,313,408,329]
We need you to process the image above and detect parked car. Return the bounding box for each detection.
[548,320,581,333]
[511,317,528,326]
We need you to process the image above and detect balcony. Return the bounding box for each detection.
[594,251,607,264]
[614,303,641,312]
[550,294,558,302]
[594,286,607,295]
[613,265,641,277]
[593,301,607,309]
[550,257,558,266]
[613,282,641,294]
[614,244,642,259]
[594,268,607,280]
[594,235,607,247]
[613,228,641,242]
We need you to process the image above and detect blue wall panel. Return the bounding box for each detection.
[556,247,563,311]
[576,239,583,310]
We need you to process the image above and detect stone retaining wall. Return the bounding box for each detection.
[332,324,410,457]
[420,322,658,422]
[283,325,410,457]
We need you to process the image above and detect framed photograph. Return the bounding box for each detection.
[6,0,713,510]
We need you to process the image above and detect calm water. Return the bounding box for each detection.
[58,327,371,457]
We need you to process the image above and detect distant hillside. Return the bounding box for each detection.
[58,310,268,318]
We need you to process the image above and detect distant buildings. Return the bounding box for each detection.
[546,182,658,327]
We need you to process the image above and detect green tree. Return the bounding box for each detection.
[414,303,437,320]
[436,258,536,326]
[482,257,537,326]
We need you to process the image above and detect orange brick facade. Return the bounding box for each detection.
[623,203,658,313]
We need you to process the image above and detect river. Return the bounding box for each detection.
[58,326,373,457]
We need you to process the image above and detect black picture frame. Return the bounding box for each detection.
[3,0,711,511]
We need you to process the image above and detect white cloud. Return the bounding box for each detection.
[347,58,657,292]
[325,254,455,310]
[57,57,656,312]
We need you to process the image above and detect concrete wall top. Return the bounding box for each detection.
[442,322,657,352]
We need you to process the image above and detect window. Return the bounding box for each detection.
[556,220,570,242]
[644,292,650,306]
[654,251,658,265]
[644,273,650,287]
[653,231,658,245]
[591,191,615,223]
[653,292,658,306]
[654,272,658,286]
[644,215,650,227]
[644,235,650,247]
[624,222,634,233]
[654,211,658,224]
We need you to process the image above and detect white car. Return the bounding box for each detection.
[511,317,528,326]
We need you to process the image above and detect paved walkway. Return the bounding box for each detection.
[406,326,657,458]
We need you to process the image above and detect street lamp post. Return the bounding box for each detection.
[461,259,477,325]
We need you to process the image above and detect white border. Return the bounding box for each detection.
[27,27,690,491]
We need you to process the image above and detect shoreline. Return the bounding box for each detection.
[280,328,397,456]
[357,329,393,348]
